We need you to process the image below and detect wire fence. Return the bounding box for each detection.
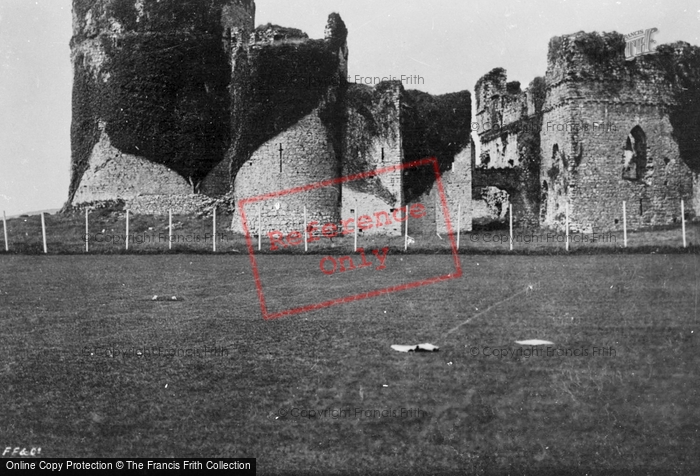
[1,201,697,255]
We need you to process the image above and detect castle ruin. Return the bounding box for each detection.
[67,1,700,234]
[474,31,700,232]
[68,0,472,236]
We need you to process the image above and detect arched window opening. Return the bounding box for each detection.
[540,180,549,221]
[547,145,561,181]
[470,139,476,168]
[622,126,647,181]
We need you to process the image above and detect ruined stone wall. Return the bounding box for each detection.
[127,194,230,216]
[539,100,575,229]
[401,88,472,204]
[406,147,472,236]
[230,108,340,235]
[501,93,527,125]
[541,31,696,232]
[341,82,403,236]
[72,126,192,203]
[435,146,472,233]
[474,32,700,232]
[73,126,234,216]
[474,69,525,140]
[541,100,693,232]
[68,3,478,232]
[472,186,511,227]
[406,185,439,237]
[203,14,345,199]
[474,68,507,132]
[226,15,347,202]
[227,15,348,236]
[474,70,542,227]
[472,167,518,227]
[341,189,403,237]
[478,132,520,168]
[200,156,232,197]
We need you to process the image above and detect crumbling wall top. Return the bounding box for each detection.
[325,13,348,51]
[475,67,507,112]
[253,23,308,45]
[72,0,255,39]
[475,68,531,135]
[545,30,671,86]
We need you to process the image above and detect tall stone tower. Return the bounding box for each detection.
[540,31,696,232]
[472,69,544,228]
[68,0,255,206]
[341,81,405,236]
[228,14,349,235]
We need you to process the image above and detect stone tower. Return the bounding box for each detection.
[68,0,255,206]
[540,31,696,232]
[341,81,405,236]
[228,14,349,235]
[67,2,474,233]
[473,69,543,228]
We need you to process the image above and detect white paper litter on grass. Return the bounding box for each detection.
[515,339,554,346]
[391,343,439,352]
[150,295,184,302]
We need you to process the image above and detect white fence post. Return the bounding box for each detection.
[126,209,130,250]
[41,212,47,254]
[509,204,513,252]
[456,202,461,250]
[213,207,217,252]
[565,202,569,252]
[404,210,409,251]
[258,205,262,252]
[303,206,308,252]
[353,207,358,252]
[681,199,687,248]
[623,201,627,248]
[85,209,89,253]
[3,211,9,252]
[169,209,172,250]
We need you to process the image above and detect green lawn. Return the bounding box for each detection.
[1,254,698,475]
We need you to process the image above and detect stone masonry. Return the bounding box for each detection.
[473,70,543,228]
[69,2,700,235]
[68,0,474,234]
[341,82,404,236]
[230,107,341,236]
[68,0,255,206]
[540,32,695,232]
[474,32,700,232]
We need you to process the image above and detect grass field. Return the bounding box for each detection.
[1,253,699,475]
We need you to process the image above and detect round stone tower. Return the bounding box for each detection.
[540,31,696,232]
[228,14,349,236]
[68,0,255,207]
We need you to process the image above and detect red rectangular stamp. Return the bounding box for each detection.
[238,157,462,320]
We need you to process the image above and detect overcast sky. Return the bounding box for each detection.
[1,0,698,216]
